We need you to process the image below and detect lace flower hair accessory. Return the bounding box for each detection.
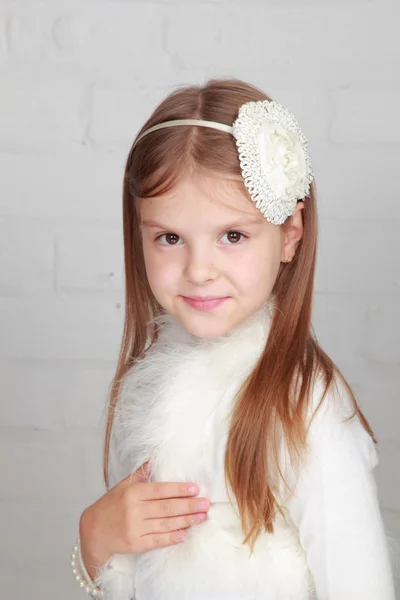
[133,99,315,225]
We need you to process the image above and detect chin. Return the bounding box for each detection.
[163,297,246,339]
[184,321,232,339]
[177,312,239,340]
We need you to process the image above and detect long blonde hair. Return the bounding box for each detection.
[103,77,376,551]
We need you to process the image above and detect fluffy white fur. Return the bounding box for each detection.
[95,301,399,600]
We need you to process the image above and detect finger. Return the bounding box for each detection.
[143,512,207,536]
[137,481,199,501]
[142,497,210,520]
[139,529,189,551]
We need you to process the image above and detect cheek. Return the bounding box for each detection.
[142,244,180,293]
[231,243,281,289]
[237,262,276,290]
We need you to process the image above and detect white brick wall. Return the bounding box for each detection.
[0,1,399,598]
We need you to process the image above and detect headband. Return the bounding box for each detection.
[133,100,314,225]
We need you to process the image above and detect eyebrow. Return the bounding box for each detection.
[140,217,264,229]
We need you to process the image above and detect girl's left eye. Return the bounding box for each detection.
[221,231,247,244]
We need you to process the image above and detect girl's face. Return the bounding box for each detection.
[139,171,302,339]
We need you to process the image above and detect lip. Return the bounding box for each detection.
[181,295,230,312]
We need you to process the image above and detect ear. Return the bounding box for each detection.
[280,201,304,263]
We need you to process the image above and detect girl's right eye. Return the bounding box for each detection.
[156,233,182,245]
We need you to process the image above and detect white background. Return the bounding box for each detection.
[0,1,399,598]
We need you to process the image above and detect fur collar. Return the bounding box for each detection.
[111,299,276,480]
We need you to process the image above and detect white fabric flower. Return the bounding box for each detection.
[232,100,314,225]
[257,121,308,199]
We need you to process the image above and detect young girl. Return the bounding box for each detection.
[71,78,398,600]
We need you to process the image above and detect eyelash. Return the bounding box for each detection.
[155,231,249,246]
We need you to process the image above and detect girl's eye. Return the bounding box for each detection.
[156,233,182,245]
[221,231,247,244]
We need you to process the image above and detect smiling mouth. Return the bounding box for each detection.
[181,296,230,311]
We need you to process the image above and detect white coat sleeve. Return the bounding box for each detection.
[284,375,396,600]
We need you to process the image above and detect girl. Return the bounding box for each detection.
[71,78,398,600]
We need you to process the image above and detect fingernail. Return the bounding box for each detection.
[176,531,187,542]
[188,485,198,494]
[199,500,209,510]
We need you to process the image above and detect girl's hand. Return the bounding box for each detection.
[79,462,210,579]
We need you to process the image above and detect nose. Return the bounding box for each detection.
[184,247,218,285]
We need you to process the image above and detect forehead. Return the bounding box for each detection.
[138,171,264,223]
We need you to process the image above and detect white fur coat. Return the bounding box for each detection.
[95,303,398,600]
